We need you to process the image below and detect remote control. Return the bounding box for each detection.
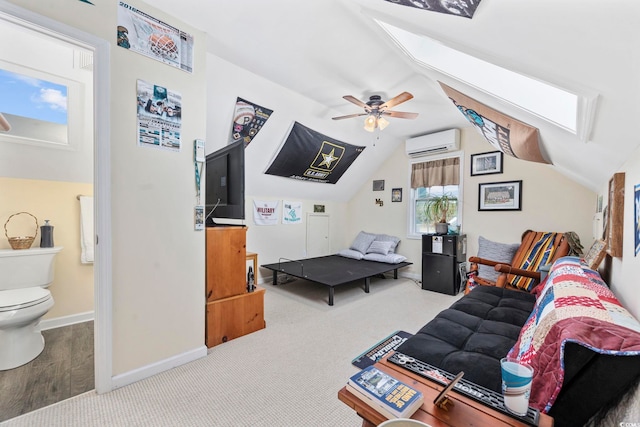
[388,352,539,426]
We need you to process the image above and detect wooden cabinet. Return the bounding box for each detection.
[206,226,246,301]
[206,287,265,346]
[205,227,265,348]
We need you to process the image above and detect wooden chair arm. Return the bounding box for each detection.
[494,263,541,281]
[468,256,512,268]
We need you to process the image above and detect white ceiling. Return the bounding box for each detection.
[142,0,640,191]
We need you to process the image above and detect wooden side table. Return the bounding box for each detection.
[338,354,554,427]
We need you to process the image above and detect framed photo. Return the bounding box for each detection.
[470,151,503,176]
[583,239,607,270]
[392,188,402,202]
[314,204,325,213]
[478,180,522,211]
[373,180,385,191]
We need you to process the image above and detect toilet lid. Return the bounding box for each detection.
[0,288,51,312]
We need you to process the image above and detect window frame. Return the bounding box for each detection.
[407,150,464,240]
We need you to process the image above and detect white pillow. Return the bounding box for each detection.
[477,236,520,281]
[338,249,364,260]
[349,231,377,254]
[364,253,407,264]
[373,234,401,253]
[367,240,394,255]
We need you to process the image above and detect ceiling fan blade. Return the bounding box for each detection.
[382,110,419,119]
[342,95,369,110]
[332,113,368,120]
[380,91,413,110]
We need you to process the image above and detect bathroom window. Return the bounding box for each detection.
[0,16,92,151]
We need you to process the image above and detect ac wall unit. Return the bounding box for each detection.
[405,129,460,157]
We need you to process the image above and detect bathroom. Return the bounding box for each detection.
[0,10,95,419]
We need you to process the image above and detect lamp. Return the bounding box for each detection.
[363,113,389,132]
[364,114,377,132]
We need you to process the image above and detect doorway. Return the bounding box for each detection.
[0,0,112,418]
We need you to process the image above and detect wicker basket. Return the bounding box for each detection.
[4,212,38,250]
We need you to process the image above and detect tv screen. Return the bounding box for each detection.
[205,140,245,225]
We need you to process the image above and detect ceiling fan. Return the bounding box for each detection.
[332,91,419,132]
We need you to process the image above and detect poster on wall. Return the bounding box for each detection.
[117,2,194,73]
[136,79,182,151]
[439,82,550,164]
[383,0,482,19]
[282,201,302,225]
[635,183,640,256]
[253,200,279,226]
[265,122,365,184]
[230,97,273,146]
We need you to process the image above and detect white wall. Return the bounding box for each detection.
[609,144,640,319]
[347,127,597,279]
[5,0,208,376]
[205,55,388,279]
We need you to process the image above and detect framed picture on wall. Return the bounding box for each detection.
[373,180,385,191]
[470,151,503,176]
[478,180,522,211]
[392,188,402,202]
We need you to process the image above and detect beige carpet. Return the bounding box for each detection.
[1,277,460,427]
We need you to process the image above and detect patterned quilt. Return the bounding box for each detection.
[507,256,640,413]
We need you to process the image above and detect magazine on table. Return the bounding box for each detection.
[347,365,424,419]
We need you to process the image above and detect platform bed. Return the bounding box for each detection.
[261,255,412,306]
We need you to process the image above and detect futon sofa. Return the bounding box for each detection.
[396,256,640,427]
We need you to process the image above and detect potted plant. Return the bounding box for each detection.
[423,193,457,235]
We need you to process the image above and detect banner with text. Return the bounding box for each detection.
[253,200,279,226]
[230,97,273,146]
[282,201,302,225]
[439,82,549,164]
[265,122,365,184]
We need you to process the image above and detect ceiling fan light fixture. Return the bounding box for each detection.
[377,116,389,130]
[364,114,377,132]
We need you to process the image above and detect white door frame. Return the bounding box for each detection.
[0,1,113,393]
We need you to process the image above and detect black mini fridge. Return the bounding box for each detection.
[422,234,467,295]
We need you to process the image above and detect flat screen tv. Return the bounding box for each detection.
[205,140,245,226]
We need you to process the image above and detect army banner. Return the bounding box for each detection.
[439,82,549,164]
[265,122,365,184]
[230,97,273,146]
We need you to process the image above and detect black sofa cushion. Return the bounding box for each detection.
[396,286,536,392]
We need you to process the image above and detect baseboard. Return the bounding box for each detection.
[41,311,95,331]
[111,345,208,390]
[400,271,421,281]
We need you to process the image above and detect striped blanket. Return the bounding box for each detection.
[507,256,640,413]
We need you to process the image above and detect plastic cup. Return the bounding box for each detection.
[500,357,534,416]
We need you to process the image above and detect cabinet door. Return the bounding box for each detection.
[206,227,246,301]
[205,288,265,347]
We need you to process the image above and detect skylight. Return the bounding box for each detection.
[375,20,596,141]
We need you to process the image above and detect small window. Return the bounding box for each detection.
[408,153,463,238]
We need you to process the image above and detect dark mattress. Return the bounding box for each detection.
[261,255,412,305]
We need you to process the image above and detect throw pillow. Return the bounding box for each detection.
[349,231,377,254]
[477,236,520,282]
[373,234,401,253]
[366,240,394,255]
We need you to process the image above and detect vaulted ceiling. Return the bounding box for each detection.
[143,0,640,191]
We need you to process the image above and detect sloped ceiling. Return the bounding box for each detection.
[143,0,640,192]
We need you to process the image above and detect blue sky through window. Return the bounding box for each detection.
[0,69,68,125]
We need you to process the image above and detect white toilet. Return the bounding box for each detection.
[0,247,62,370]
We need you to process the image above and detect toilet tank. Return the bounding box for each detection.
[0,247,63,290]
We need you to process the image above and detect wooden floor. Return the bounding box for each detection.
[0,321,94,422]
